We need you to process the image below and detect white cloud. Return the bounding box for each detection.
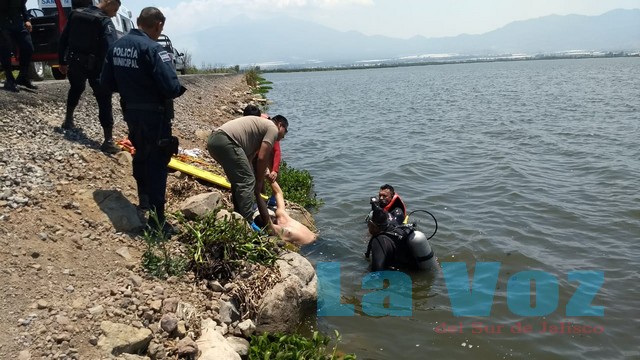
[160,0,373,36]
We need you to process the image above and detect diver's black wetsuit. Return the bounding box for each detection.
[366,225,414,271]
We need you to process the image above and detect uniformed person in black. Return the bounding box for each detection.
[365,206,416,272]
[101,7,186,234]
[58,0,121,154]
[0,0,36,92]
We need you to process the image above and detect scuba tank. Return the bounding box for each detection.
[405,229,437,271]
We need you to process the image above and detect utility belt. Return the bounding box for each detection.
[68,51,98,71]
[123,99,175,120]
[123,100,178,158]
[125,103,165,113]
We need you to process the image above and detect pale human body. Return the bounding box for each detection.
[269,181,317,245]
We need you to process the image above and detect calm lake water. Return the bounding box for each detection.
[264,58,640,360]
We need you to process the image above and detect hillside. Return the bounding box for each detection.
[175,9,640,66]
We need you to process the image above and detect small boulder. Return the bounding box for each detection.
[179,192,222,220]
[98,321,152,356]
[176,336,198,358]
[160,313,178,334]
[196,319,240,360]
[226,336,250,356]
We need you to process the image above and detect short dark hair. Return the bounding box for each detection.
[271,115,288,130]
[380,184,395,195]
[243,105,261,117]
[137,7,165,29]
[72,0,92,8]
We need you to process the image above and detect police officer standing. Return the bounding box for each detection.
[101,7,186,234]
[0,0,37,92]
[58,0,121,154]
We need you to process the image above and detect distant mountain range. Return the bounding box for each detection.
[174,9,640,68]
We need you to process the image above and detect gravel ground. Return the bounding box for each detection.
[0,74,268,359]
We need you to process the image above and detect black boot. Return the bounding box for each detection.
[100,127,121,154]
[138,193,150,210]
[60,113,75,130]
[15,76,38,90]
[3,79,19,93]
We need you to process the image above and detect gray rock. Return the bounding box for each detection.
[147,341,166,360]
[98,321,153,356]
[226,336,250,356]
[215,209,244,223]
[196,319,240,360]
[117,354,150,360]
[160,313,178,334]
[215,323,228,336]
[216,300,240,325]
[88,305,104,316]
[90,189,143,232]
[17,350,31,360]
[209,280,225,292]
[36,300,49,309]
[179,192,222,220]
[256,252,317,334]
[162,297,179,313]
[149,300,162,312]
[115,247,132,261]
[176,336,198,358]
[129,274,143,288]
[237,319,256,337]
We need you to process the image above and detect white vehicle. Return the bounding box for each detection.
[156,34,186,75]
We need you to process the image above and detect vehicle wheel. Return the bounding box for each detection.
[180,68,186,75]
[52,67,66,80]
[28,62,45,81]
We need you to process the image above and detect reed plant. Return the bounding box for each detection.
[249,330,356,359]
[177,209,281,280]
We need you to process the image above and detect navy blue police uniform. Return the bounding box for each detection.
[58,5,116,138]
[101,28,185,229]
[0,0,35,91]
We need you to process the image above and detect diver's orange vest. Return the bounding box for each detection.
[383,194,407,218]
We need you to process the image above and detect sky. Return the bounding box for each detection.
[27,0,640,39]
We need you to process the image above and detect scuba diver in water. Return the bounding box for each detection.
[377,184,407,225]
[365,202,414,271]
[365,199,438,272]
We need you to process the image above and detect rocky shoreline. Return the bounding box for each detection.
[0,74,317,359]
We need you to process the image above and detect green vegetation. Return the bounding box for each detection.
[184,63,241,75]
[141,212,187,278]
[244,67,260,87]
[277,161,323,210]
[245,67,273,95]
[249,331,356,360]
[176,209,281,280]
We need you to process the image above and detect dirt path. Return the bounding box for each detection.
[0,74,260,359]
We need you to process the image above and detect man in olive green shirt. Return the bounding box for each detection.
[207,115,289,226]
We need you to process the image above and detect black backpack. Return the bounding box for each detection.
[67,7,106,57]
